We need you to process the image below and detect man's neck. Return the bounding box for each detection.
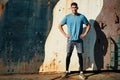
[72,12,78,16]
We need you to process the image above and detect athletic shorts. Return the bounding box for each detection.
[67,39,84,53]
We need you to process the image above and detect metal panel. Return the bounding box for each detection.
[0,0,120,74]
[0,0,58,74]
[110,37,120,70]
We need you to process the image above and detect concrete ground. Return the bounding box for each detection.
[0,71,120,80]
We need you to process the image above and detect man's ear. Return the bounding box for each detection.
[77,7,79,9]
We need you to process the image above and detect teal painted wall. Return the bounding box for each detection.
[0,0,120,74]
[0,0,58,74]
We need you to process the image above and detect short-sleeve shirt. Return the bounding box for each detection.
[61,13,89,41]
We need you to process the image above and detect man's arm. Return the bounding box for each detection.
[80,23,91,38]
[59,23,70,38]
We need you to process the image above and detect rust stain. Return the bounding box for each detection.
[58,60,61,63]
[48,0,51,8]
[0,4,4,16]
[0,58,4,74]
[41,57,59,71]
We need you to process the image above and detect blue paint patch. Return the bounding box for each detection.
[0,0,59,73]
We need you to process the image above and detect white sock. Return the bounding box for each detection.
[80,71,83,74]
[66,70,70,73]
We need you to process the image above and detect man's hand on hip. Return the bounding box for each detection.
[65,34,70,38]
[80,33,87,38]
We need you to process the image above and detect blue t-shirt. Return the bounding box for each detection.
[61,13,89,41]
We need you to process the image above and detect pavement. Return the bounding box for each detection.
[0,71,120,80]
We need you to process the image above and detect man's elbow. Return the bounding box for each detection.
[87,23,91,29]
[58,23,63,29]
[89,23,91,28]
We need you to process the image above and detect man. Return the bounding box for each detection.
[59,2,91,79]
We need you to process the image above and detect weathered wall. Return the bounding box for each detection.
[0,0,120,74]
[40,0,104,72]
[0,0,58,74]
[95,0,120,70]
[40,0,120,72]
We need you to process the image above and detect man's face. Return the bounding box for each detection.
[71,5,78,14]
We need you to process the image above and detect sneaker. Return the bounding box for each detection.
[64,71,70,78]
[79,73,86,80]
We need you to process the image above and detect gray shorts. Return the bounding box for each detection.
[67,39,84,53]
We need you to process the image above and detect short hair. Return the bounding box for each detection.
[71,2,78,7]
